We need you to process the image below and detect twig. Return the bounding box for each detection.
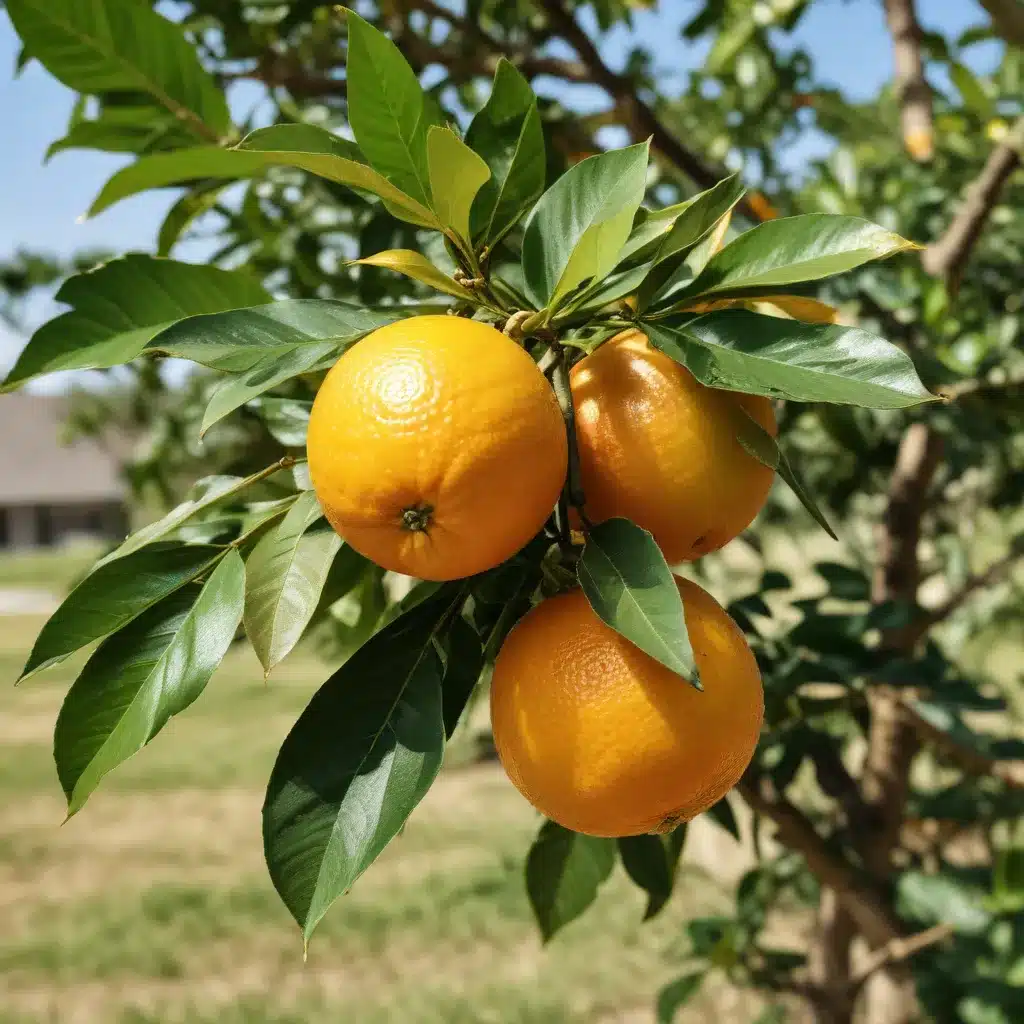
[882,0,934,161]
[902,702,1024,791]
[849,924,955,992]
[535,0,770,222]
[978,0,1024,47]
[737,773,904,947]
[922,117,1024,289]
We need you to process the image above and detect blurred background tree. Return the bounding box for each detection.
[1,2,1022,1023]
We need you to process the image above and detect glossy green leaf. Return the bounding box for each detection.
[2,256,270,390]
[248,399,311,447]
[148,299,398,373]
[656,972,706,1023]
[6,0,230,139]
[526,821,616,942]
[563,263,650,316]
[426,126,491,241]
[19,544,223,681]
[441,614,485,739]
[54,550,244,815]
[645,313,935,408]
[344,10,440,208]
[201,342,339,437]
[97,464,290,566]
[352,250,476,301]
[243,492,343,676]
[678,215,917,299]
[777,450,838,540]
[637,174,746,309]
[466,59,546,243]
[89,125,440,228]
[263,590,460,942]
[578,518,699,686]
[727,400,780,470]
[522,142,650,309]
[619,826,687,921]
[618,199,700,266]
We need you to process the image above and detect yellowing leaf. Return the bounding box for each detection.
[352,250,476,301]
[426,126,491,242]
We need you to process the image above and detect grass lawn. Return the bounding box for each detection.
[0,560,780,1024]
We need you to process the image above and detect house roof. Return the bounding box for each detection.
[0,393,124,504]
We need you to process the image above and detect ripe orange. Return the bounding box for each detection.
[570,330,776,562]
[307,316,567,581]
[490,577,763,837]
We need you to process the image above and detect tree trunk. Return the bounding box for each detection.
[808,889,856,1024]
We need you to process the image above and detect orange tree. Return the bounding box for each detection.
[3,3,1024,1024]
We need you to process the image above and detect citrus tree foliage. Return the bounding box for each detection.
[4,3,1024,1024]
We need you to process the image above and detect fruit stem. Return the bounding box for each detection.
[550,345,587,515]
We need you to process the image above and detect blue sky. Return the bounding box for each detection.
[0,0,994,379]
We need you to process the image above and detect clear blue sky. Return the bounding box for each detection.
[0,0,994,380]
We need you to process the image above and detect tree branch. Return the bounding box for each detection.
[882,0,934,161]
[921,117,1024,289]
[902,701,1024,790]
[977,0,1024,47]
[737,773,905,947]
[849,924,955,992]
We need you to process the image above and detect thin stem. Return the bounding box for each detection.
[550,346,586,511]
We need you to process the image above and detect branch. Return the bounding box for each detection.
[978,0,1024,47]
[849,923,955,992]
[535,0,770,221]
[912,538,1024,636]
[903,701,1024,790]
[921,116,1024,289]
[737,773,905,946]
[882,0,934,161]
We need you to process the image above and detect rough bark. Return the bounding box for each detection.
[882,0,933,161]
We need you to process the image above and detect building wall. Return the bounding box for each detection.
[0,501,126,551]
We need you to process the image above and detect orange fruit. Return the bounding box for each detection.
[490,577,763,837]
[570,330,776,562]
[307,316,567,581]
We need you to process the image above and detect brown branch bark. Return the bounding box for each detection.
[921,117,1024,289]
[850,924,955,992]
[737,774,904,947]
[903,702,1024,790]
[882,0,934,161]
[977,0,1024,46]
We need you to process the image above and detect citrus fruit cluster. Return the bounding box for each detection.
[308,316,769,837]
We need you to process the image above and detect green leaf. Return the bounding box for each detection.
[97,464,290,566]
[726,399,780,470]
[777,450,838,540]
[88,125,440,229]
[619,827,687,920]
[637,174,746,310]
[148,299,398,373]
[426,126,491,242]
[950,62,993,117]
[6,0,230,139]
[243,492,343,677]
[2,256,271,390]
[577,518,700,686]
[563,263,650,317]
[344,10,440,208]
[19,544,223,682]
[441,614,485,739]
[200,342,339,437]
[522,141,651,310]
[248,399,311,448]
[263,590,460,942]
[466,59,546,243]
[898,871,991,934]
[525,820,616,941]
[705,796,741,841]
[46,101,196,158]
[54,550,244,815]
[352,250,476,302]
[157,181,228,257]
[644,313,935,408]
[656,971,706,1024]
[618,200,700,266]
[677,215,917,300]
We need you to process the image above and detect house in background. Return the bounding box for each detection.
[0,393,127,550]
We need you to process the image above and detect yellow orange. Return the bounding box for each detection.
[570,330,776,562]
[307,316,567,580]
[490,577,763,837]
